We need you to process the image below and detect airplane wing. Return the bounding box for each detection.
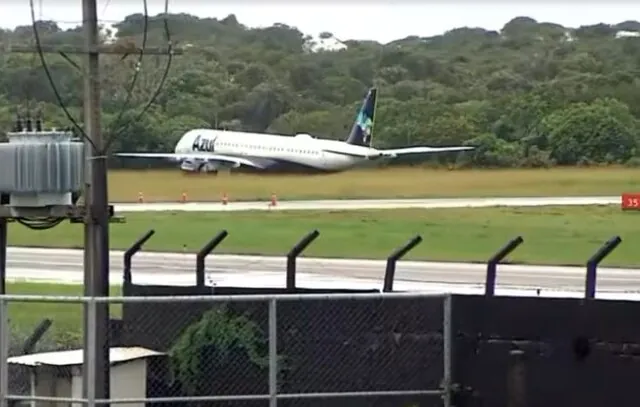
[377,146,474,158]
[114,152,266,169]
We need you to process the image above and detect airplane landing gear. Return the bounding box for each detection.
[198,163,219,175]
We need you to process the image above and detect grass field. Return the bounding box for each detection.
[8,205,639,266]
[108,167,640,202]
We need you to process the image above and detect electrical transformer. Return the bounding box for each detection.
[0,114,84,207]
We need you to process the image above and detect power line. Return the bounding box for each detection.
[17,217,65,230]
[105,0,150,148]
[100,0,113,17]
[27,0,175,153]
[29,0,96,150]
[104,0,174,150]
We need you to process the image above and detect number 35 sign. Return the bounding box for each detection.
[622,193,640,210]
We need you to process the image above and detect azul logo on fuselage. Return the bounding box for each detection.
[192,135,218,152]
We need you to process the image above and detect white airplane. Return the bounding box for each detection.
[115,88,474,174]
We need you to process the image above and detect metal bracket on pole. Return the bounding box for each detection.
[123,229,155,286]
[286,230,320,291]
[383,235,422,292]
[21,319,53,355]
[585,236,622,299]
[196,230,229,287]
[485,236,524,297]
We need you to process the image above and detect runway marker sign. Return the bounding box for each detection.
[621,193,640,210]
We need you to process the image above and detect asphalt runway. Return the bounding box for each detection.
[7,247,640,300]
[114,196,620,212]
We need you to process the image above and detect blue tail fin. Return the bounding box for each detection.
[346,87,377,147]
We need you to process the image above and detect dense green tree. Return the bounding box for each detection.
[2,14,640,167]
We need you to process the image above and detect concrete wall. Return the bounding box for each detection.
[450,294,640,407]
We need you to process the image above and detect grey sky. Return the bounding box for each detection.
[1,1,640,43]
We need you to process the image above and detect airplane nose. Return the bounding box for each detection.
[175,133,192,153]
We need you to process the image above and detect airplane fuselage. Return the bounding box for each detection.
[174,129,383,174]
[115,87,473,174]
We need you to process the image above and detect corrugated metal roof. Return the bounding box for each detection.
[7,347,165,367]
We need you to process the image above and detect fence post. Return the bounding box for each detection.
[196,230,229,287]
[442,294,453,407]
[585,236,622,299]
[0,297,8,407]
[507,349,527,407]
[123,229,155,285]
[287,230,320,291]
[485,236,524,296]
[0,219,6,295]
[86,297,97,407]
[383,235,422,292]
[268,298,278,407]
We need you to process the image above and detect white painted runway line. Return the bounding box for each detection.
[113,196,620,212]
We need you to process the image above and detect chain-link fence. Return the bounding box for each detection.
[0,292,453,406]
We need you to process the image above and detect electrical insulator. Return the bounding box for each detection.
[25,113,32,132]
[14,114,22,132]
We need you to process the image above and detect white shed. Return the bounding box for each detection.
[8,346,165,407]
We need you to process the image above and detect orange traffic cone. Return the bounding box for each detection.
[222,192,229,205]
[180,191,187,203]
[137,192,144,203]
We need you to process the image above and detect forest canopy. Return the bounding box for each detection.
[2,14,640,167]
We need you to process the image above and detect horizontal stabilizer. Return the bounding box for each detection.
[379,146,474,157]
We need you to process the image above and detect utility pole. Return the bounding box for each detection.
[82,0,110,402]
[5,0,180,404]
